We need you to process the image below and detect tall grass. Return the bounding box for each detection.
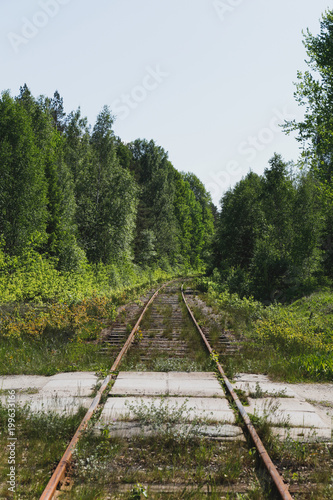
[0,401,86,498]
[195,278,333,382]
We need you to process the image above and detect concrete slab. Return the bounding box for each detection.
[272,426,332,442]
[0,375,48,391]
[117,372,168,380]
[199,424,244,439]
[110,372,225,397]
[164,372,219,380]
[95,421,244,440]
[0,394,91,414]
[41,378,97,397]
[247,398,331,428]
[116,372,220,380]
[167,379,223,397]
[0,372,98,391]
[48,372,98,381]
[234,373,333,403]
[248,398,319,412]
[111,378,169,396]
[0,372,99,414]
[234,381,297,398]
[234,373,273,384]
[101,397,235,423]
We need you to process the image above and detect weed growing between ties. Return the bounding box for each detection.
[0,400,86,498]
[65,396,332,499]
[257,425,333,498]
[121,290,211,372]
[178,293,210,367]
[270,435,333,499]
[65,398,263,499]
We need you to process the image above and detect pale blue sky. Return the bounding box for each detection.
[1,0,331,204]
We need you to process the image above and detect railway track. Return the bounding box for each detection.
[40,281,293,500]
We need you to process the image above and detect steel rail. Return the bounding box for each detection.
[40,283,167,500]
[181,285,293,500]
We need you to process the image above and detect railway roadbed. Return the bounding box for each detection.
[1,282,332,499]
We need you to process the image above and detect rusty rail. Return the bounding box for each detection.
[181,285,293,500]
[40,283,167,500]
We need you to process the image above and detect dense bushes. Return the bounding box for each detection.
[198,279,333,381]
[0,241,181,304]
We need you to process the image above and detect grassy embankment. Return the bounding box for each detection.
[0,252,195,498]
[0,247,196,376]
[194,278,333,382]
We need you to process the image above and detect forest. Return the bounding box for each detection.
[0,84,215,303]
[0,10,332,305]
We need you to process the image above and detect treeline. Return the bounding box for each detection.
[211,10,333,302]
[211,154,332,301]
[0,85,215,275]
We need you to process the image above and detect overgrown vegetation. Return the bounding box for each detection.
[195,280,333,382]
[63,401,263,500]
[1,9,333,498]
[0,85,215,374]
[121,289,210,372]
[0,401,86,498]
[0,271,176,376]
[248,400,333,500]
[210,155,332,303]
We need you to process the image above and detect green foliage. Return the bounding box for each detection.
[0,242,177,305]
[212,154,328,301]
[16,87,84,271]
[213,289,265,324]
[283,9,333,197]
[0,243,61,303]
[129,484,148,499]
[0,91,48,253]
[255,311,332,356]
[130,139,179,263]
[128,139,215,268]
[203,284,333,381]
[182,172,215,264]
[75,106,138,264]
[0,86,215,283]
[213,171,264,272]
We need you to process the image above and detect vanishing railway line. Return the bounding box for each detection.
[40,281,293,500]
